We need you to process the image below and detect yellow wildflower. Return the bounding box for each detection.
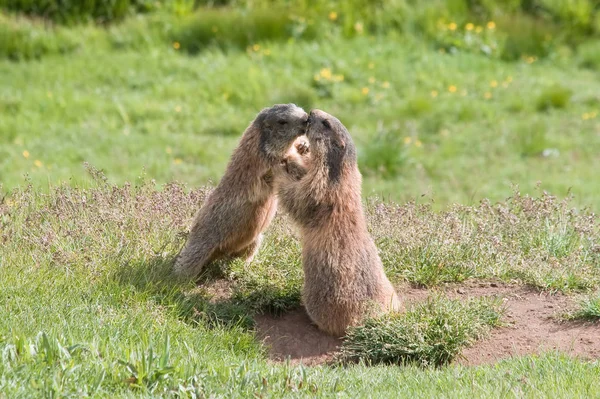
[591,111,598,118]
[173,42,180,50]
[403,137,412,145]
[415,140,422,148]
[368,76,376,84]
[175,105,182,113]
[484,92,492,99]
[381,81,390,89]
[487,21,496,30]
[263,49,271,56]
[22,150,30,159]
[329,11,337,21]
[320,68,332,80]
[368,62,375,69]
[354,22,364,34]
[361,87,370,95]
[582,113,590,120]
[448,22,457,31]
[490,80,498,88]
[448,85,457,93]
[174,158,183,165]
[526,56,536,64]
[332,74,344,82]
[465,23,474,31]
[252,44,260,52]
[34,160,43,168]
[431,90,439,98]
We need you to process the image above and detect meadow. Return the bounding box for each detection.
[1,0,600,397]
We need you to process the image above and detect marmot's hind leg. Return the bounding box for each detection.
[174,240,219,279]
[230,234,264,264]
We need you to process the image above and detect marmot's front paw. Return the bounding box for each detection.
[296,140,310,155]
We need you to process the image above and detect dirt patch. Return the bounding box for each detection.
[255,309,342,366]
[254,282,600,366]
[458,285,600,366]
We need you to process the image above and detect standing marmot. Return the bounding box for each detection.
[174,104,309,279]
[276,109,401,336]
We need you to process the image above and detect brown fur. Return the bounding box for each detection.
[174,104,308,279]
[276,109,401,336]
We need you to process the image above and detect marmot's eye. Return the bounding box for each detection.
[322,120,332,129]
[278,120,288,125]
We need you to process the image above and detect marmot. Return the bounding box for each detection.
[276,109,401,336]
[174,104,309,279]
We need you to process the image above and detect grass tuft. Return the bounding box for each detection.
[567,293,600,321]
[0,13,78,60]
[337,296,505,367]
[359,126,409,178]
[536,85,572,112]
[577,39,600,70]
[173,8,314,54]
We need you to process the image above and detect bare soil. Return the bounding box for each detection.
[254,282,600,366]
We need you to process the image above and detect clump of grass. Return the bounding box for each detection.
[577,40,600,70]
[567,294,600,321]
[497,13,557,61]
[0,13,78,60]
[337,296,504,367]
[536,85,572,112]
[402,96,433,117]
[173,8,315,54]
[359,126,409,178]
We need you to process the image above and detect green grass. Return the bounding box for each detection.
[2,3,600,396]
[568,293,600,321]
[338,296,504,367]
[1,9,600,209]
[1,179,600,396]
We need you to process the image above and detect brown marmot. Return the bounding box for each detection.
[174,104,309,279]
[276,109,401,336]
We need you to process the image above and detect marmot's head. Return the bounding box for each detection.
[306,109,357,183]
[256,104,309,162]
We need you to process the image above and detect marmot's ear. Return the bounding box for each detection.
[332,131,346,149]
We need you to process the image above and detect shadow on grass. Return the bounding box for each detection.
[111,255,255,330]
